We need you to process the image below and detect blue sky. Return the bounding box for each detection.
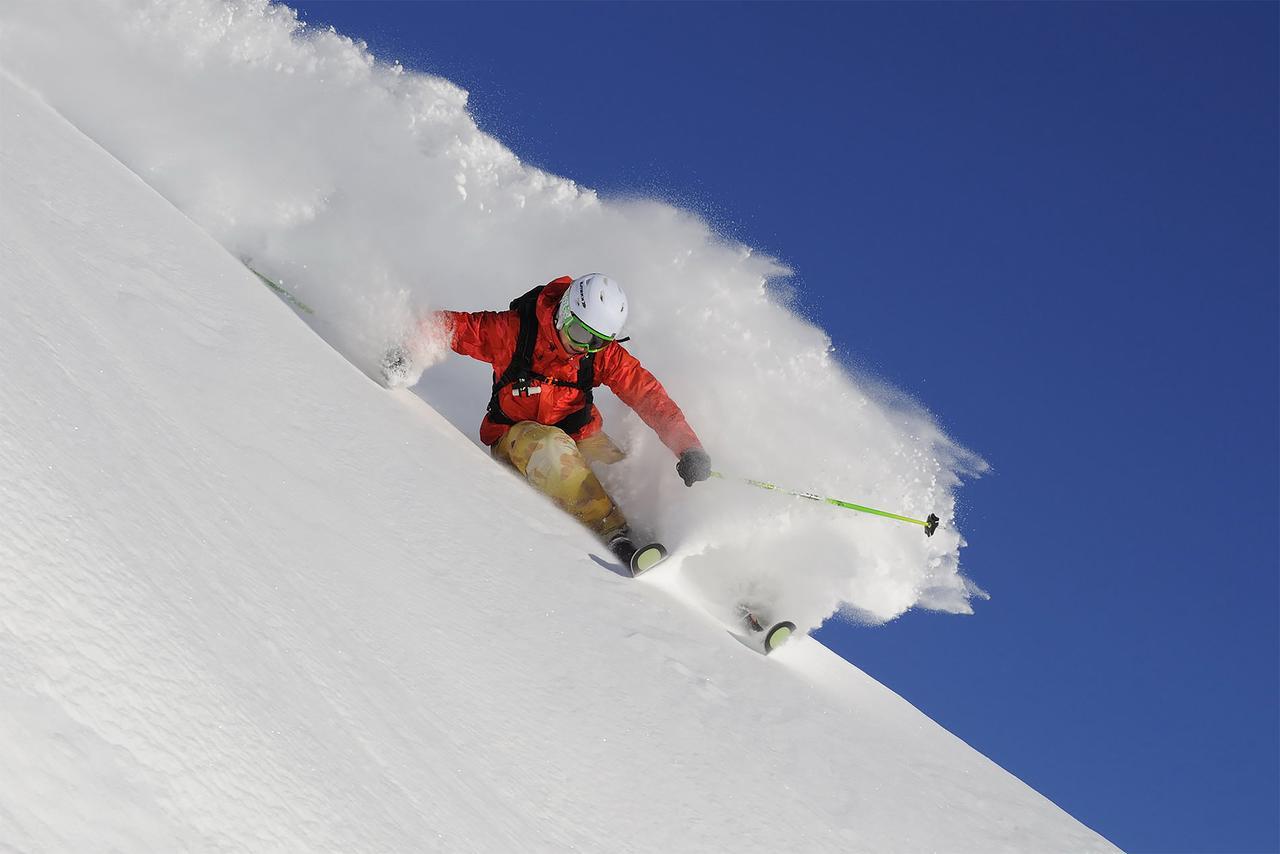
[289,3,1278,850]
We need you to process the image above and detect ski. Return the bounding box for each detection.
[619,544,798,654]
[734,604,797,655]
[628,542,668,577]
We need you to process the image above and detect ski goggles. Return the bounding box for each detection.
[562,314,615,353]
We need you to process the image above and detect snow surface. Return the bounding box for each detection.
[0,2,1113,850]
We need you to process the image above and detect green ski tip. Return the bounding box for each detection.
[630,543,668,576]
[764,621,796,653]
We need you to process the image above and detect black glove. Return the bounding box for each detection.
[676,448,712,487]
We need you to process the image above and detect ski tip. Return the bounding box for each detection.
[764,621,797,654]
[629,543,668,577]
[924,513,940,537]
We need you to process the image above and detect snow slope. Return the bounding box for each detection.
[0,65,1114,851]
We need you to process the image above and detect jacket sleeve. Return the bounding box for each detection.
[427,309,515,366]
[599,346,702,457]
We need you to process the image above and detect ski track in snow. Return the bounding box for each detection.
[0,4,1113,851]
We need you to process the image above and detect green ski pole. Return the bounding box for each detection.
[710,471,940,537]
[243,261,315,315]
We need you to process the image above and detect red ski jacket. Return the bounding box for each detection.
[433,277,702,456]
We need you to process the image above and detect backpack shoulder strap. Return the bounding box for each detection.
[493,286,543,390]
[576,350,595,391]
[487,286,543,426]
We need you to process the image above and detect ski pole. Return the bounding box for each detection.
[709,471,940,537]
[244,261,316,315]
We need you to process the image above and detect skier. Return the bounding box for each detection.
[397,273,712,567]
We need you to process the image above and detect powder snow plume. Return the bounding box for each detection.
[0,0,987,631]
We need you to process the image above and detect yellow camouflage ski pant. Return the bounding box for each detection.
[492,421,628,539]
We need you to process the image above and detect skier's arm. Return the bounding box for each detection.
[599,346,703,457]
[426,309,514,365]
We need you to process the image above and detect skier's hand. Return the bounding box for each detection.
[380,344,412,388]
[676,448,712,487]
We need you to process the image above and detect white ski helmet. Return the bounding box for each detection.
[556,273,628,344]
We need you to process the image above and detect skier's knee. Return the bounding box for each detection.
[523,427,584,486]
